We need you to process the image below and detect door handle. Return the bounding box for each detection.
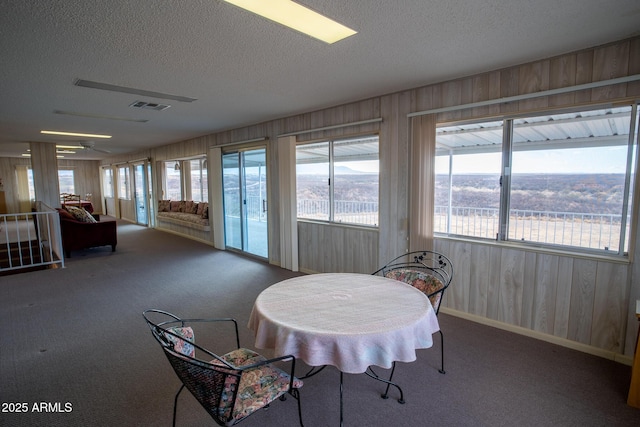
[262,199,267,212]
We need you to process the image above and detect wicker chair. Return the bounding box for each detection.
[143,309,304,426]
[373,250,453,374]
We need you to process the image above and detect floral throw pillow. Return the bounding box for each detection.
[170,201,181,212]
[196,202,206,216]
[186,201,198,214]
[65,206,97,223]
[158,200,170,212]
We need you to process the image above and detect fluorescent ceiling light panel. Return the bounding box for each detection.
[41,130,112,139]
[224,0,357,44]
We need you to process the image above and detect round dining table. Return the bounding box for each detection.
[248,272,440,374]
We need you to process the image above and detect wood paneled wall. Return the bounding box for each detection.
[435,239,629,355]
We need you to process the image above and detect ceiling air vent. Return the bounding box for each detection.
[129,101,171,111]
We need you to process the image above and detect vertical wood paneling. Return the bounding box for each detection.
[575,50,594,104]
[485,246,503,320]
[591,41,630,101]
[549,55,577,107]
[591,262,628,352]
[532,254,559,334]
[447,240,471,312]
[379,92,410,264]
[553,256,574,338]
[498,248,525,325]
[520,251,538,328]
[518,60,550,111]
[629,37,640,96]
[468,242,489,316]
[30,142,59,209]
[434,239,452,308]
[568,258,597,344]
[297,222,378,274]
[499,67,520,114]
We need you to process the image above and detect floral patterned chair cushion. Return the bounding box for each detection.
[213,347,303,422]
[385,268,445,311]
[163,326,302,424]
[165,326,195,357]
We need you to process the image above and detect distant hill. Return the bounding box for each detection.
[435,173,626,214]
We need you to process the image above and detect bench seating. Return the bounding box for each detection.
[156,211,210,231]
[156,200,211,236]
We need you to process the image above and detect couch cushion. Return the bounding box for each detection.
[158,200,170,212]
[196,202,206,216]
[170,201,181,212]
[58,208,76,221]
[65,206,97,223]
[185,201,198,214]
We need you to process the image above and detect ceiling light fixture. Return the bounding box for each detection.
[56,145,83,150]
[223,0,357,44]
[41,130,112,139]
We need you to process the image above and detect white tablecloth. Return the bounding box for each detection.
[248,273,440,374]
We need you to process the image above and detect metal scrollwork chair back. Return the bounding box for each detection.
[143,309,304,426]
[373,250,453,373]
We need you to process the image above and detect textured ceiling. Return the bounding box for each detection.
[1,0,639,160]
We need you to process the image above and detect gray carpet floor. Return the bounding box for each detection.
[1,221,639,426]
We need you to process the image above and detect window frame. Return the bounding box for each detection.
[102,167,114,198]
[57,168,75,195]
[296,134,380,228]
[434,103,639,257]
[117,165,131,200]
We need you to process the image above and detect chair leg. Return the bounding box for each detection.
[438,330,445,374]
[173,384,185,427]
[290,388,304,427]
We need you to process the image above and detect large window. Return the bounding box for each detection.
[296,135,379,227]
[189,158,208,202]
[102,168,113,198]
[163,158,207,202]
[58,169,75,194]
[435,104,638,255]
[164,161,182,200]
[118,166,130,200]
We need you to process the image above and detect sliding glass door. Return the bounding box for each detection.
[133,163,149,225]
[222,148,268,258]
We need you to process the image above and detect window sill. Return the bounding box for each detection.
[435,233,630,264]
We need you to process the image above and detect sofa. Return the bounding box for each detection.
[156,200,210,231]
[57,208,117,258]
